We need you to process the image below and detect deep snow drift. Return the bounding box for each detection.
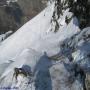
[0,1,90,90]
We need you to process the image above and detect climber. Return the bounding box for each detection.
[13,67,33,81]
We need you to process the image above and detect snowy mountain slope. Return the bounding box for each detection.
[0,1,90,90]
[0,2,79,64]
[0,48,53,90]
[0,3,54,64]
[0,49,42,78]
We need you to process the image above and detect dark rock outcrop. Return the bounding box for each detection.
[0,0,48,34]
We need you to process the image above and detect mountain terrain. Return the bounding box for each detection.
[0,0,90,90]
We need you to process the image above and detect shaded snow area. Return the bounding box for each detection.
[0,1,90,90]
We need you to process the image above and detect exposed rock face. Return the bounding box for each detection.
[0,0,48,34]
[67,0,90,29]
[50,0,90,32]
